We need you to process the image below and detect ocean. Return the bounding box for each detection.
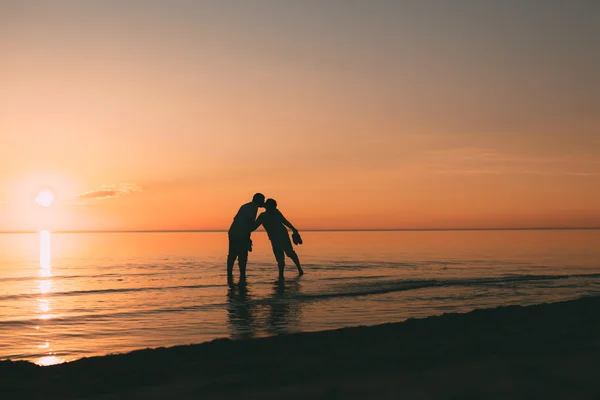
[1,230,599,366]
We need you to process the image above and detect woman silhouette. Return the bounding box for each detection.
[252,199,304,277]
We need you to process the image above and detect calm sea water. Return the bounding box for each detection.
[1,230,599,366]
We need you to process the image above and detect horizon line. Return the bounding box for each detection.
[1,227,599,234]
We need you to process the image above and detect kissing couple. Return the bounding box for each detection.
[227,193,303,281]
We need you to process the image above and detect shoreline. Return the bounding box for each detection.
[2,295,599,399]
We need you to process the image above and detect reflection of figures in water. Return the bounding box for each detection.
[226,280,255,340]
[266,277,303,336]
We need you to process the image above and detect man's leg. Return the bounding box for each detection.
[227,236,238,280]
[238,249,248,280]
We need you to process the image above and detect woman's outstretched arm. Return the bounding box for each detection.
[279,211,298,232]
[250,213,264,232]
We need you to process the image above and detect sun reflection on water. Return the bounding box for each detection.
[38,280,53,295]
[35,230,64,366]
[37,298,50,313]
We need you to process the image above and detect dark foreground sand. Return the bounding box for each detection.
[2,296,599,400]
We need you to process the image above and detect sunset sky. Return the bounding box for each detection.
[1,1,599,231]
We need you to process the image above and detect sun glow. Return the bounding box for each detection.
[35,189,56,208]
[37,355,65,366]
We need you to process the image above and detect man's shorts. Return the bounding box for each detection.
[228,234,251,255]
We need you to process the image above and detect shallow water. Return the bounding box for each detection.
[1,230,599,365]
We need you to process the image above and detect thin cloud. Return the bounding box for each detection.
[422,148,600,176]
[78,184,142,200]
[563,172,600,177]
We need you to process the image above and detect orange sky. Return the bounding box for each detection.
[1,1,599,231]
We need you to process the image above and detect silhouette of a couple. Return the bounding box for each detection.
[227,193,303,281]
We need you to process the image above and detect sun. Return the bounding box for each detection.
[35,189,56,208]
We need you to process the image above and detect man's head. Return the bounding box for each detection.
[252,193,266,207]
[265,198,277,211]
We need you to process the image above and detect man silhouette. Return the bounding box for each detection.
[227,193,265,281]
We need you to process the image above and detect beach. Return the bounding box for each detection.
[2,295,599,399]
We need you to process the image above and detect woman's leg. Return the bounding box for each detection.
[271,242,285,277]
[290,251,303,275]
[283,240,303,275]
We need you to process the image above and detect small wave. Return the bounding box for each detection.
[0,282,225,302]
[0,302,228,328]
[318,275,391,282]
[297,272,600,301]
[323,262,419,271]
[0,271,177,283]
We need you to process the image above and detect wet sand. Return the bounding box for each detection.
[2,295,599,399]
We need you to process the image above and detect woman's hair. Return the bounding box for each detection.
[265,198,277,210]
